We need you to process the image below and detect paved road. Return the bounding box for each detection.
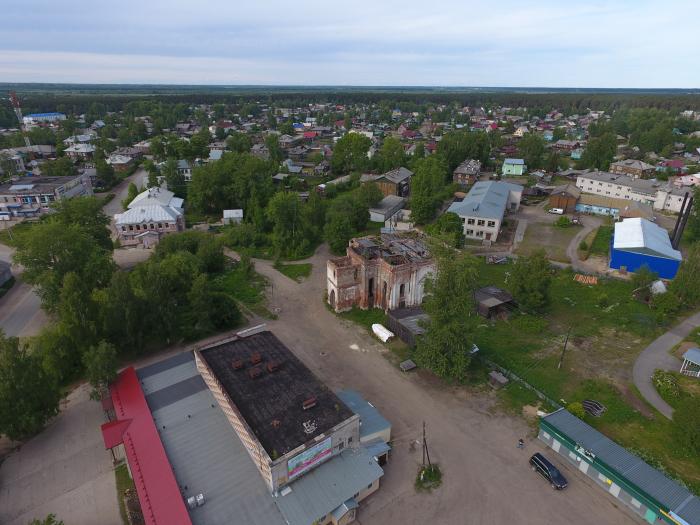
[0,240,48,338]
[0,384,120,525]
[566,215,603,273]
[245,246,640,525]
[632,311,700,419]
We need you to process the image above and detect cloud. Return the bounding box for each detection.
[1,0,699,87]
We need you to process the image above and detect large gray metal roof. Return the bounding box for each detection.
[542,409,699,525]
[273,446,383,525]
[448,180,523,220]
[137,353,286,525]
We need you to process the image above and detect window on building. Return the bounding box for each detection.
[467,218,475,225]
[158,223,162,229]
[476,230,484,237]
[367,483,373,490]
[121,226,126,232]
[338,440,345,451]
[466,229,474,235]
[348,436,353,443]
[487,221,496,227]
[128,225,133,231]
[477,220,485,226]
[135,224,140,230]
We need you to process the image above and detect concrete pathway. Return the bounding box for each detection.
[566,216,602,273]
[632,311,700,419]
[0,384,120,525]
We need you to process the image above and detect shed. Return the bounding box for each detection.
[474,286,515,318]
[387,307,428,347]
[609,218,682,279]
[369,195,406,222]
[680,347,700,378]
[223,209,243,225]
[540,409,700,525]
[548,184,580,213]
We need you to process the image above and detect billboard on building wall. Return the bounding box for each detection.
[287,437,332,481]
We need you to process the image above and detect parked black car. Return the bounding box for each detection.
[530,453,568,490]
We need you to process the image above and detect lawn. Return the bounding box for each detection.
[114,462,136,525]
[0,220,38,247]
[473,259,700,492]
[515,221,579,262]
[589,225,614,256]
[215,261,273,318]
[274,262,312,282]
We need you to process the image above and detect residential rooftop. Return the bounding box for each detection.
[447,180,522,220]
[197,331,354,457]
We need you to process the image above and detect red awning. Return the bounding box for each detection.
[101,419,132,449]
[109,367,192,525]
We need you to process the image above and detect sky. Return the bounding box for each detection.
[1,0,698,88]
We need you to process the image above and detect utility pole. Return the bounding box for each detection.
[558,325,572,370]
[422,421,432,467]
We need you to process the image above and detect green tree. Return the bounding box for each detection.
[227,132,252,153]
[376,137,406,172]
[409,155,449,224]
[415,249,478,381]
[437,131,490,172]
[428,212,463,248]
[83,341,118,400]
[518,133,546,170]
[510,250,552,313]
[51,196,113,250]
[13,222,115,312]
[685,186,700,242]
[331,133,371,174]
[122,182,139,210]
[95,156,116,188]
[187,274,241,336]
[29,514,64,525]
[670,243,700,306]
[42,157,75,178]
[267,192,309,258]
[0,333,60,441]
[278,121,295,135]
[265,134,284,164]
[162,157,186,198]
[357,182,384,208]
[581,133,616,171]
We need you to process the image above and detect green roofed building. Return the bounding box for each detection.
[539,409,699,525]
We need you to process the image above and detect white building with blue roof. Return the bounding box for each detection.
[447,181,523,242]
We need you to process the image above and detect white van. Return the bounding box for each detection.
[548,208,564,215]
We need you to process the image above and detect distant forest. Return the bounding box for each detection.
[2,83,700,129]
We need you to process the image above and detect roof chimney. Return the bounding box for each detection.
[248,367,262,380]
[250,352,262,365]
[232,359,244,370]
[302,397,317,410]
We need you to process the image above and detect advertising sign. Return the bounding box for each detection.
[287,437,332,481]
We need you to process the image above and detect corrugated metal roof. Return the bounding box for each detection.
[542,409,699,525]
[138,353,286,525]
[336,389,391,440]
[273,447,383,525]
[682,347,700,365]
[613,218,682,261]
[115,204,182,225]
[108,367,192,525]
[448,181,523,220]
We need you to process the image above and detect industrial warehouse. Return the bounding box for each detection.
[539,409,700,525]
[100,326,390,525]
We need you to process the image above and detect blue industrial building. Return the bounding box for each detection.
[609,218,682,279]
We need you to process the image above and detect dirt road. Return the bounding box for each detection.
[248,246,641,525]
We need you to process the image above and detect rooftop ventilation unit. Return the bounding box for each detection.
[196,493,205,507]
[271,419,281,429]
[302,396,317,410]
[266,361,279,373]
[232,359,244,370]
[248,367,263,380]
[250,352,262,365]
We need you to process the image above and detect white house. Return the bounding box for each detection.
[114,187,184,247]
[447,181,523,242]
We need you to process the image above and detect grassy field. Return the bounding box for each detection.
[0,220,37,247]
[589,225,614,256]
[273,262,312,282]
[515,221,579,262]
[474,259,700,492]
[215,261,273,318]
[114,463,136,525]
